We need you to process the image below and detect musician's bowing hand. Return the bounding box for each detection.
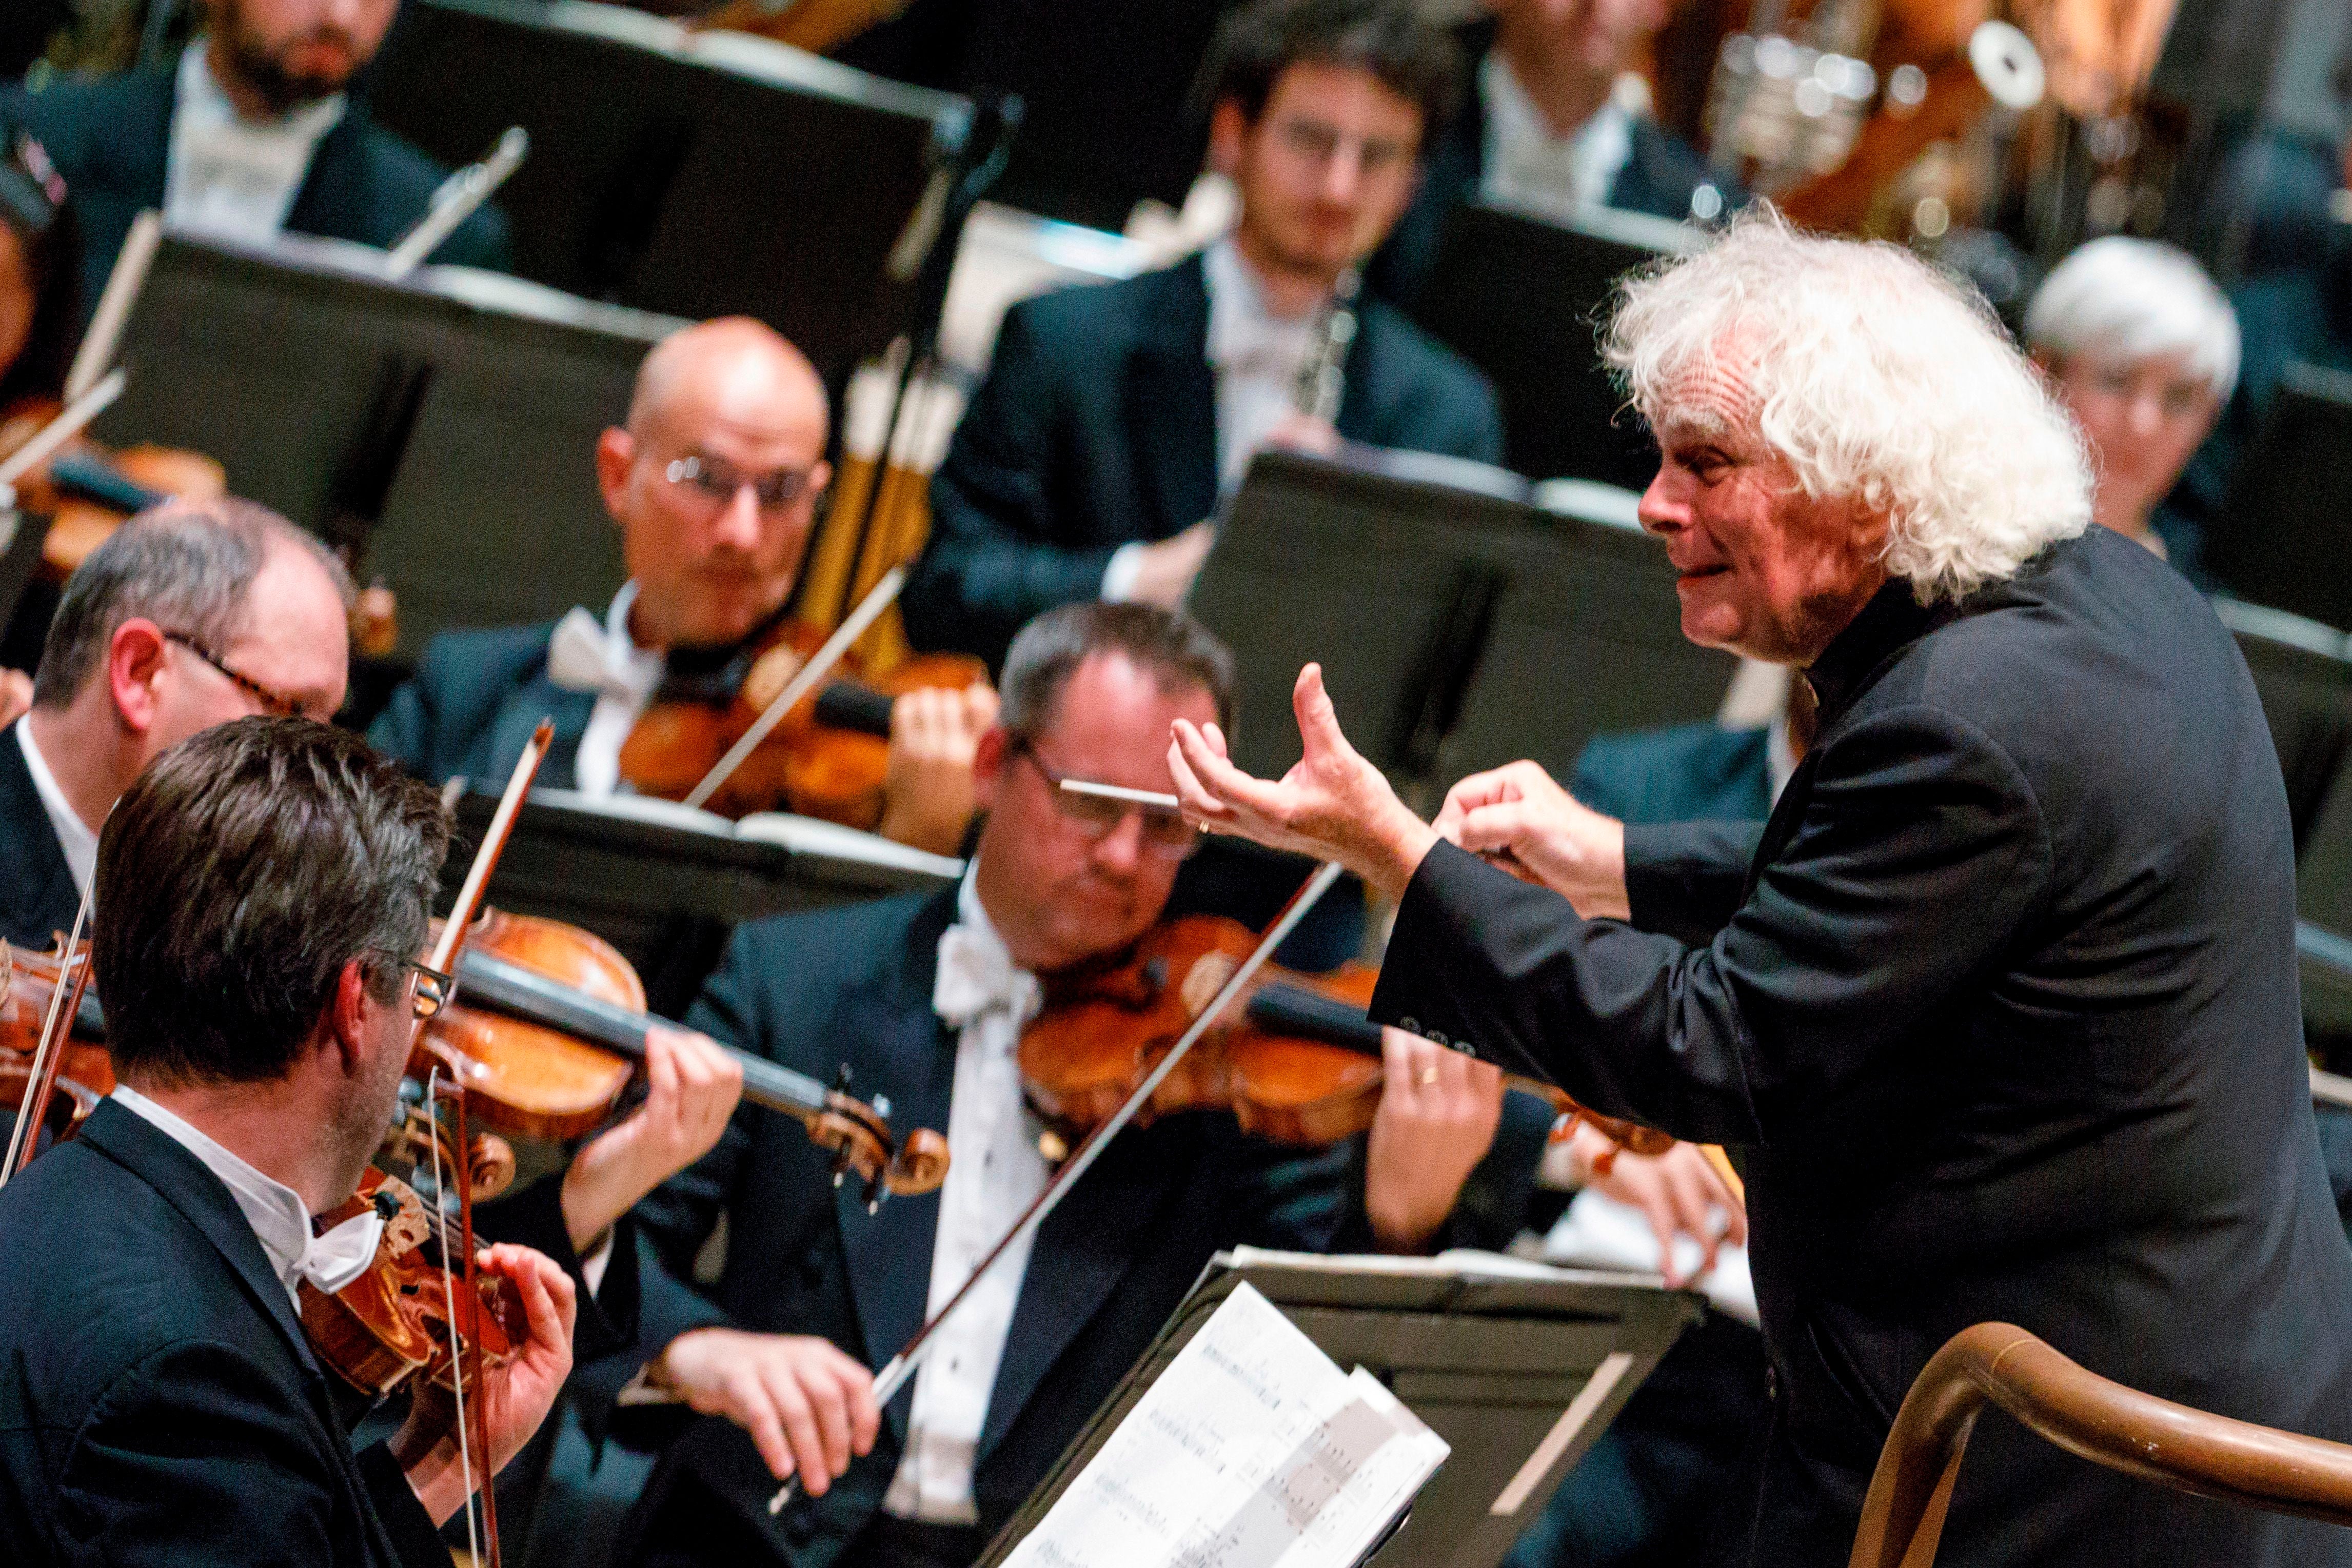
[1125,520,1217,608]
[878,681,998,856]
[1168,663,1437,900]
[0,668,29,728]
[1367,1027,1506,1252]
[1434,761,1630,920]
[652,1328,879,1495]
[1563,1128,1747,1289]
[396,1244,577,1525]
[561,1024,744,1256]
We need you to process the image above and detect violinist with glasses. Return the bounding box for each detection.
[0,717,572,1566]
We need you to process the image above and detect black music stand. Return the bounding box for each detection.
[2205,362,2352,632]
[0,506,52,657]
[1404,202,1694,490]
[443,789,959,1016]
[365,0,973,393]
[2210,598,2352,852]
[1187,452,1735,806]
[91,232,674,653]
[976,1248,1701,1568]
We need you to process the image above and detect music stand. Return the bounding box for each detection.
[2206,362,2352,632]
[0,506,51,653]
[1188,452,1735,806]
[365,0,973,394]
[1403,202,1696,490]
[91,231,678,653]
[2211,598,2352,852]
[977,1248,1702,1568]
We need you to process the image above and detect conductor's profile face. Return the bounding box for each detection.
[1636,354,1889,667]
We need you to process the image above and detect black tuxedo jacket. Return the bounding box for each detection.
[0,719,79,951]
[367,621,597,791]
[906,252,1505,669]
[1366,22,1731,309]
[599,884,1540,1567]
[0,53,511,325]
[1371,527,2352,1566]
[0,1100,453,1568]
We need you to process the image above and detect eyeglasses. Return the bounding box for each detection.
[162,631,320,721]
[1268,115,1415,179]
[664,453,815,512]
[1009,735,1198,860]
[373,953,453,1021]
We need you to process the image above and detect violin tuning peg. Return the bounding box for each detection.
[1037,1129,1069,1164]
[872,1094,892,1119]
[833,1064,854,1091]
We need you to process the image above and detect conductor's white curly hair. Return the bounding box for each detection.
[1603,208,2093,605]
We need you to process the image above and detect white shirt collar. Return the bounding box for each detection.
[932,867,1039,1027]
[1478,51,1634,221]
[1766,712,1797,804]
[1202,237,1320,371]
[166,43,348,244]
[13,718,97,901]
[546,581,668,703]
[109,1084,383,1305]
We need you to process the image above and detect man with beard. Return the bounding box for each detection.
[1,0,510,321]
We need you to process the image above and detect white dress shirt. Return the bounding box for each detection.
[1101,240,1326,602]
[881,870,1050,1525]
[1478,52,1633,223]
[165,44,347,245]
[14,719,97,901]
[545,582,667,798]
[110,1085,383,1307]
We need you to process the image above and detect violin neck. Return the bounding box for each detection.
[452,950,834,1123]
[1248,981,1569,1112]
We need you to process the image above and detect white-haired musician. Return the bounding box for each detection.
[1169,212,2352,1567]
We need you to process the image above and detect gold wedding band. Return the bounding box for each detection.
[1417,1066,1440,1086]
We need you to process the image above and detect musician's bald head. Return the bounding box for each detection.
[598,317,834,651]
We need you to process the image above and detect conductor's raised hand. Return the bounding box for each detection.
[1433,762,1631,920]
[1168,663,1437,901]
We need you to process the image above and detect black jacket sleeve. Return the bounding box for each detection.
[54,1341,447,1568]
[1620,819,1766,948]
[1370,705,2053,1144]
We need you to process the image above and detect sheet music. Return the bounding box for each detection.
[1002,1283,1448,1568]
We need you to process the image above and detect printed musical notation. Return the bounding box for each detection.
[1003,1283,1448,1568]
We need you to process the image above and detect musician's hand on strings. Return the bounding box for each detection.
[0,668,29,729]
[561,1025,743,1255]
[1124,520,1217,608]
[1560,1128,1747,1289]
[1168,663,1437,901]
[1433,761,1631,920]
[1366,1027,1506,1252]
[651,1328,879,1494]
[878,681,999,856]
[396,1244,577,1524]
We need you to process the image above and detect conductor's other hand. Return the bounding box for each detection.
[1434,761,1630,920]
[879,681,998,855]
[1367,1026,1506,1252]
[1124,520,1216,607]
[653,1328,879,1494]
[1168,663,1437,901]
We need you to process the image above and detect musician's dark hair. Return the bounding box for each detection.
[94,718,451,1088]
[1193,0,1462,135]
[999,602,1237,739]
[0,133,83,408]
[31,497,352,709]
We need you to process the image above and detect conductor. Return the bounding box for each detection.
[1168,213,2352,1566]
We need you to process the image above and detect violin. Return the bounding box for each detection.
[617,610,989,825]
[1,935,114,1096]
[0,394,227,579]
[1020,915,1677,1156]
[423,907,949,1204]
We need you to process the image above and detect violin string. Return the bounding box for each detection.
[768,859,1345,1514]
[427,1065,485,1567]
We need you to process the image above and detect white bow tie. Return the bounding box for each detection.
[546,606,653,701]
[934,924,1041,1030]
[294,1207,386,1297]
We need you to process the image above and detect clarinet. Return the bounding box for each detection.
[1294,267,1361,423]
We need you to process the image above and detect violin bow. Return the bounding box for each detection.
[682,565,907,812]
[0,368,127,501]
[0,881,94,1187]
[768,860,1346,1514]
[422,717,552,1568]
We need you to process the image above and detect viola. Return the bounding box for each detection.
[1020,915,1677,1156]
[423,907,949,1204]
[0,394,227,579]
[617,611,989,825]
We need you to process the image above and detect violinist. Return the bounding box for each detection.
[1,498,349,950]
[594,601,1548,1568]
[0,716,574,1566]
[370,316,996,856]
[0,0,510,321]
